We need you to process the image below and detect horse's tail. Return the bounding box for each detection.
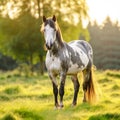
[86,68,96,103]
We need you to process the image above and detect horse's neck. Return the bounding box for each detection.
[56,29,64,48]
[49,31,64,55]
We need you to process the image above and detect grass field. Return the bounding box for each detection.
[0,70,120,120]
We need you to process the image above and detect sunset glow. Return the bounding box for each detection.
[87,0,120,24]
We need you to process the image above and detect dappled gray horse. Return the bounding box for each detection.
[41,15,96,108]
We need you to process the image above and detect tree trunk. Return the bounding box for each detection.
[30,53,34,75]
[39,55,44,75]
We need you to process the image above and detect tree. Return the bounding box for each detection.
[88,17,120,70]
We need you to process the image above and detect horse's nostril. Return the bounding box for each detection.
[45,43,48,47]
[46,43,52,50]
[46,44,49,49]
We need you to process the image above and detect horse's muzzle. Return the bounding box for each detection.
[46,43,52,50]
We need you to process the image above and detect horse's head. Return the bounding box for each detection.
[41,15,57,50]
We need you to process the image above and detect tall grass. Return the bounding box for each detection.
[0,70,120,120]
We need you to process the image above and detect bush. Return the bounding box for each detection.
[4,86,21,95]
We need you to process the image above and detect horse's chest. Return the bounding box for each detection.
[46,54,61,72]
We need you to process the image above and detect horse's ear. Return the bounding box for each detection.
[52,15,56,22]
[43,16,46,22]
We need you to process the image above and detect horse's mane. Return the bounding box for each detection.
[55,21,64,48]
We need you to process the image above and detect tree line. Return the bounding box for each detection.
[88,17,120,70]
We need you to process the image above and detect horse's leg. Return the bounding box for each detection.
[71,75,80,106]
[49,73,59,108]
[59,72,66,108]
[52,82,59,107]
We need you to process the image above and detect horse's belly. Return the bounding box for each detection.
[67,52,89,74]
[67,63,84,74]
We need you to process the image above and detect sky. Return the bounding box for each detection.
[86,0,120,24]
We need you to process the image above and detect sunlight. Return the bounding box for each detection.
[7,2,15,18]
[87,0,120,24]
[1,1,21,19]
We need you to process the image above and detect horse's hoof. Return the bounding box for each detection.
[71,102,77,107]
[54,105,63,110]
[59,104,64,109]
[59,102,64,108]
[60,105,64,108]
[54,103,60,109]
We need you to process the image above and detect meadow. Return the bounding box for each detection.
[0,70,120,120]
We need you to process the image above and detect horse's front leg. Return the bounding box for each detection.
[49,73,59,108]
[59,72,66,108]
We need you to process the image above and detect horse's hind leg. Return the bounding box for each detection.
[71,75,80,106]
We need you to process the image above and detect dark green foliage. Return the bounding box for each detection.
[3,86,21,95]
[0,53,17,70]
[111,93,120,97]
[88,113,120,120]
[98,77,112,83]
[103,100,112,104]
[88,17,120,70]
[0,94,10,101]
[1,113,16,120]
[111,84,120,90]
[15,109,43,120]
[106,72,120,78]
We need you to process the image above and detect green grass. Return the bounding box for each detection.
[0,70,120,120]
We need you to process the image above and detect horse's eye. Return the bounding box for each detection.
[44,29,46,32]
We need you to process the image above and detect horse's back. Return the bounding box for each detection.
[68,40,93,59]
[69,40,92,52]
[61,40,92,74]
[68,40,93,67]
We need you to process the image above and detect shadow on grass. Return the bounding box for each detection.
[111,93,120,97]
[65,103,104,113]
[111,84,120,91]
[15,109,43,120]
[3,86,21,95]
[0,94,10,101]
[102,100,112,104]
[0,113,18,120]
[0,93,52,101]
[106,72,120,79]
[88,113,120,120]
[98,77,112,84]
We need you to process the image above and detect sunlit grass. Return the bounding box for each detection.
[0,70,120,120]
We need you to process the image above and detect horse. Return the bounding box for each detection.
[41,15,96,108]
